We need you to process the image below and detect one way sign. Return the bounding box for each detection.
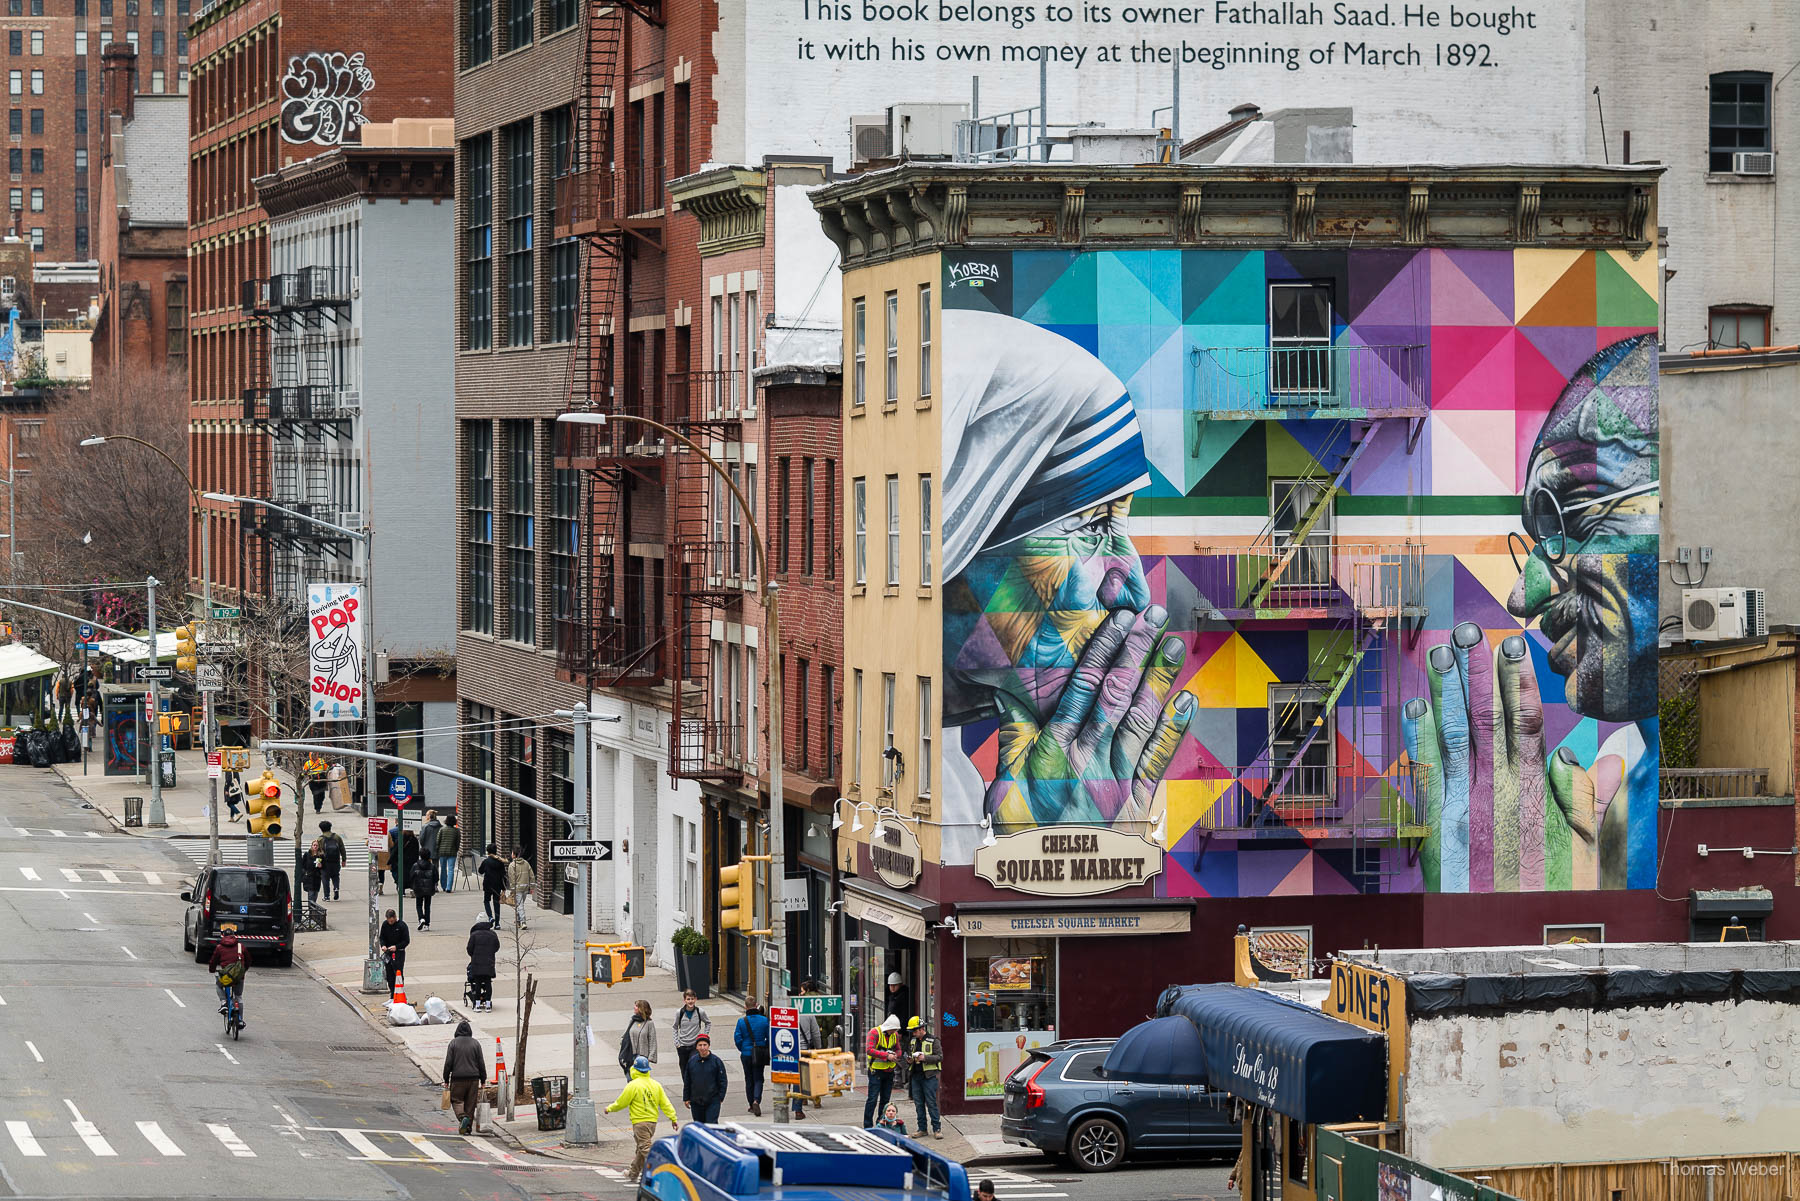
[549,840,613,862]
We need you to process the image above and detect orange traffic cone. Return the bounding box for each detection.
[494,1038,506,1083]
[392,972,409,1006]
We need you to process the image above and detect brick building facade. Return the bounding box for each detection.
[187,0,449,601]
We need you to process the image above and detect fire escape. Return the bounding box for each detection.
[1186,340,1431,884]
[239,266,360,603]
[551,1,740,782]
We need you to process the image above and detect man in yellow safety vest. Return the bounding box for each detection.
[862,1013,902,1128]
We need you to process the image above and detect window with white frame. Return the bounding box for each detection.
[853,477,867,584]
[885,475,900,587]
[918,474,932,587]
[918,283,932,398]
[851,669,863,789]
[852,298,866,407]
[729,291,742,408]
[746,648,758,768]
[917,676,932,797]
[729,643,743,761]
[884,291,898,403]
[882,672,896,789]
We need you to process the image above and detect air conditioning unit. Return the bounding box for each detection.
[1735,151,1775,176]
[886,103,967,158]
[849,114,888,165]
[1683,587,1768,642]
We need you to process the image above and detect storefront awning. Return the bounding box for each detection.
[1157,983,1386,1126]
[842,879,933,942]
[94,632,174,664]
[0,643,58,686]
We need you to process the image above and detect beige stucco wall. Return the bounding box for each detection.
[839,250,943,866]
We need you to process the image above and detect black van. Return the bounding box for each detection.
[181,866,294,967]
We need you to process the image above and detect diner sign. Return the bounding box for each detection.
[956,909,1191,937]
[974,827,1161,897]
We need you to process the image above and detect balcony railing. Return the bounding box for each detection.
[550,165,668,238]
[298,265,352,308]
[1190,762,1427,837]
[1660,768,1771,800]
[1188,541,1424,618]
[1193,343,1428,417]
[670,717,746,781]
[669,369,747,422]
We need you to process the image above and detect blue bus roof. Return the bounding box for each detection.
[641,1123,974,1201]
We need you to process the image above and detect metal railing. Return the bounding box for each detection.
[298,265,352,307]
[670,717,745,779]
[669,369,746,421]
[1192,344,1428,415]
[1660,767,1771,800]
[1187,763,1423,833]
[550,165,668,233]
[1188,541,1425,615]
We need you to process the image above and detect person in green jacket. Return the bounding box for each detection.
[609,1055,679,1183]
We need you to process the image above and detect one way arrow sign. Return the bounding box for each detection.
[549,840,613,862]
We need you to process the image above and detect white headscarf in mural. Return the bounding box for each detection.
[941,310,1151,581]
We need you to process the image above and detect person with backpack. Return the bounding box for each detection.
[618,999,658,1080]
[316,821,346,901]
[734,998,770,1116]
[673,988,711,1078]
[442,1019,487,1135]
[408,852,437,931]
[208,932,249,1026]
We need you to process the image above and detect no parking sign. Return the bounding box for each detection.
[769,1006,800,1085]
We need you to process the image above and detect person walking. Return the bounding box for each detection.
[608,1055,678,1184]
[317,821,346,901]
[673,989,710,1079]
[408,853,437,931]
[437,813,460,893]
[904,1015,943,1139]
[618,999,658,1080]
[884,973,912,1026]
[222,770,244,823]
[791,982,821,1120]
[506,850,535,930]
[378,909,410,995]
[477,845,507,925]
[419,811,443,884]
[734,998,770,1117]
[681,1032,728,1124]
[299,840,324,909]
[862,1014,902,1128]
[303,752,329,813]
[465,919,500,1011]
[389,826,420,896]
[442,1019,487,1135]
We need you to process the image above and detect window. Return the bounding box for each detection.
[27,107,38,134]
[884,290,898,403]
[27,147,39,172]
[6,188,16,210]
[100,0,109,14]
[463,132,492,350]
[1268,683,1332,799]
[1709,305,1771,350]
[551,0,575,31]
[150,69,163,93]
[918,475,932,586]
[466,0,492,65]
[506,0,531,51]
[1270,281,1332,392]
[27,225,39,249]
[802,457,815,576]
[28,70,40,95]
[8,71,18,97]
[851,669,863,788]
[74,69,84,94]
[74,223,86,255]
[29,30,41,55]
[6,111,15,135]
[7,148,18,173]
[746,648,758,768]
[852,477,866,584]
[852,298,866,407]
[7,32,18,55]
[125,31,137,51]
[151,29,164,54]
[881,673,896,788]
[75,0,82,13]
[73,108,84,134]
[824,465,836,580]
[74,147,85,171]
[551,464,577,648]
[4,0,14,15]
[465,422,494,633]
[796,659,810,771]
[918,283,932,397]
[917,677,932,796]
[74,30,86,55]
[503,120,532,346]
[777,457,791,572]
[465,702,496,840]
[1270,477,1334,588]
[153,0,163,12]
[73,186,84,212]
[965,938,1056,1082]
[823,664,836,779]
[15,420,39,456]
[1545,924,1606,946]
[672,81,690,178]
[505,420,535,642]
[728,291,742,406]
[546,106,576,343]
[28,0,37,13]
[885,474,899,587]
[1710,71,1771,173]
[164,279,185,363]
[27,187,38,211]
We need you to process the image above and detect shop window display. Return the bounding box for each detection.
[964,937,1056,1098]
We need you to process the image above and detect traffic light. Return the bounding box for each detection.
[174,624,198,673]
[246,769,283,836]
[718,853,772,935]
[586,941,646,987]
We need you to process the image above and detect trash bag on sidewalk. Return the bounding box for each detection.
[12,729,37,767]
[24,730,50,768]
[421,996,453,1024]
[386,1001,421,1026]
[57,726,78,762]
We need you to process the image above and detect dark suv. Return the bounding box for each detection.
[1000,1038,1237,1172]
[182,866,294,967]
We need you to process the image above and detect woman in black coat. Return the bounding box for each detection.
[408,854,437,930]
[465,920,501,1011]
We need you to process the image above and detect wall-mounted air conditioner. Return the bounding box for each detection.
[1683,587,1767,642]
[849,114,888,165]
[1735,151,1775,176]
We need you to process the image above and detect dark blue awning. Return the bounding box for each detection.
[1101,1015,1209,1085]
[1156,983,1386,1125]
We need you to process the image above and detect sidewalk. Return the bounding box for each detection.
[54,744,295,840]
[53,747,1009,1165]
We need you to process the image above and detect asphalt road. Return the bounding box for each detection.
[0,769,1224,1200]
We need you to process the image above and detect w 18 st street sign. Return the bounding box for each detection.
[549,840,613,862]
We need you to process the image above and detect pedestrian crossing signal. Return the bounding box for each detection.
[585,941,646,987]
[246,770,283,837]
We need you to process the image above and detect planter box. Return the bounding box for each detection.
[681,951,711,1000]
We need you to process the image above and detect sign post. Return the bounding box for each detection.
[769,1006,800,1086]
[549,839,613,863]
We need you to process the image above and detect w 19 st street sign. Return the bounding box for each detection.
[549,840,613,862]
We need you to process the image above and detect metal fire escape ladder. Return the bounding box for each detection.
[1245,419,1377,610]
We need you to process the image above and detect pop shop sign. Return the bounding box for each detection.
[307,583,367,722]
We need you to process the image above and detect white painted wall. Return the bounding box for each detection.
[1407,998,1800,1167]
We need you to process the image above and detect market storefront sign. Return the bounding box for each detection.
[871,817,922,889]
[843,891,928,942]
[957,909,1191,937]
[974,827,1161,897]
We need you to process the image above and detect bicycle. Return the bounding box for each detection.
[221,986,242,1039]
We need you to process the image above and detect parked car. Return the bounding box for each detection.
[1000,1038,1238,1172]
[181,866,294,967]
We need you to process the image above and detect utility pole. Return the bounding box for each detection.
[145,575,163,827]
[766,580,789,1124]
[565,703,596,1143]
[201,511,217,866]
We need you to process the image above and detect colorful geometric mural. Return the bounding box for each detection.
[940,247,1660,896]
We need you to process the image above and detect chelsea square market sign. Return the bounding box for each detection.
[975,828,1162,897]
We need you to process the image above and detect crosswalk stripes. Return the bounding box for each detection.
[5,1120,43,1157]
[207,1123,255,1158]
[136,1121,185,1157]
[980,1169,1069,1199]
[16,866,171,885]
[65,1103,114,1158]
[166,839,373,872]
[10,828,106,839]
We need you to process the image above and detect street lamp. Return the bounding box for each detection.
[205,491,385,994]
[556,408,795,1125]
[82,433,211,841]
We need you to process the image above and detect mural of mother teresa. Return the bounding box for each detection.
[941,310,1193,862]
